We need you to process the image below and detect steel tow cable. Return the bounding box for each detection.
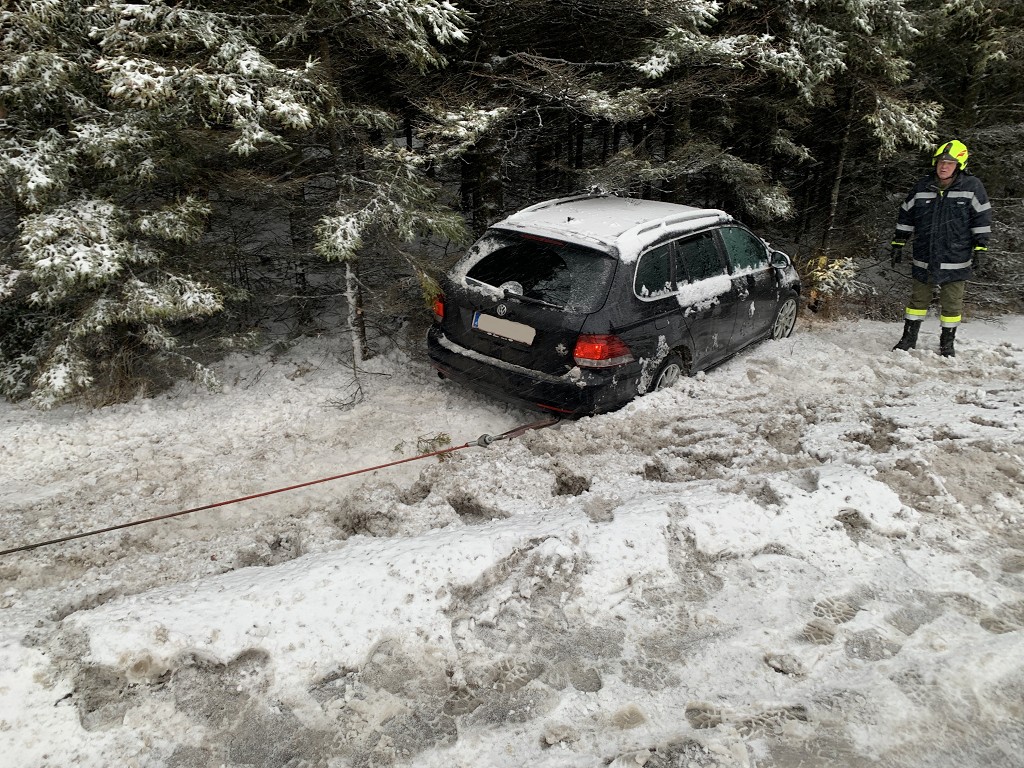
[0,416,560,557]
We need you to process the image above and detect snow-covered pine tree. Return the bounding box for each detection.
[394,0,777,230]
[0,0,475,404]
[0,1,331,406]
[634,1,942,228]
[301,0,473,361]
[631,0,949,313]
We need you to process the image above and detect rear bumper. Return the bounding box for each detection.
[426,327,638,416]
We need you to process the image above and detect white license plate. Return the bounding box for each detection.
[472,311,536,345]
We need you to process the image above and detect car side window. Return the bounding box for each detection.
[719,226,768,272]
[634,243,673,298]
[674,231,725,282]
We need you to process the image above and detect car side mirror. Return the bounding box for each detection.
[769,250,792,269]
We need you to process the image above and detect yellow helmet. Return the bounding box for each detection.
[933,140,969,171]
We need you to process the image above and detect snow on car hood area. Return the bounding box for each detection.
[2,315,1023,768]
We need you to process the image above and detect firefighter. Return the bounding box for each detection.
[890,139,991,357]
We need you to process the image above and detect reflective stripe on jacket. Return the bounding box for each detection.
[894,172,991,285]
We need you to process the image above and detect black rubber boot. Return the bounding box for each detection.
[940,326,956,357]
[892,319,921,351]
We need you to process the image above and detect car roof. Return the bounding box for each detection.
[493,194,733,258]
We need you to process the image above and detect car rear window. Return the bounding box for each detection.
[634,243,673,298]
[454,231,615,313]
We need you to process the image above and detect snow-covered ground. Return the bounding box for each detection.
[1,314,1023,768]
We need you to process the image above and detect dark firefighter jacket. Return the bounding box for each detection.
[893,171,992,285]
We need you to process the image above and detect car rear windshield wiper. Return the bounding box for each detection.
[503,290,563,310]
[464,278,564,311]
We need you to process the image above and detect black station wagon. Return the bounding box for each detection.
[426,194,800,416]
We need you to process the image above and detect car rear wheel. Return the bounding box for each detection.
[652,353,684,391]
[771,296,798,340]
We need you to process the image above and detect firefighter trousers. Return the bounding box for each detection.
[905,279,965,327]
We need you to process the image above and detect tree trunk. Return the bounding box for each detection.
[461,149,479,225]
[478,134,503,228]
[661,104,677,202]
[572,119,584,169]
[632,119,649,198]
[821,92,855,252]
[345,262,369,363]
[319,35,371,358]
[794,168,817,246]
[535,140,555,195]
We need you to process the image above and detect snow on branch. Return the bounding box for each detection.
[120,275,223,323]
[2,51,93,115]
[867,94,941,158]
[88,1,243,52]
[71,121,158,173]
[135,197,210,242]
[96,56,177,108]
[86,4,329,155]
[29,340,94,409]
[19,199,141,305]
[572,88,651,122]
[717,154,795,220]
[419,105,511,160]
[342,0,472,70]
[316,153,467,263]
[17,196,215,308]
[94,50,322,154]
[636,29,777,78]
[0,266,22,301]
[0,130,73,210]
[659,0,723,30]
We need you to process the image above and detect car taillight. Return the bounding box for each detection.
[573,334,634,368]
[432,296,444,322]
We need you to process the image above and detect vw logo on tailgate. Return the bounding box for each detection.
[496,304,508,317]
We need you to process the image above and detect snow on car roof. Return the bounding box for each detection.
[495,194,731,258]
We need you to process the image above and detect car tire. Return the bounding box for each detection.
[651,352,685,391]
[771,295,798,340]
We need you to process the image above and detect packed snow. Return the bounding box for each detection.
[1,313,1023,768]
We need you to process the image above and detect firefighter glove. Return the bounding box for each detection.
[890,245,903,267]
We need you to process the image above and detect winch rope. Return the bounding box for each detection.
[0,416,560,557]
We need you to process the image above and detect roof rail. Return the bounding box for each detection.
[514,192,611,215]
[630,209,730,237]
